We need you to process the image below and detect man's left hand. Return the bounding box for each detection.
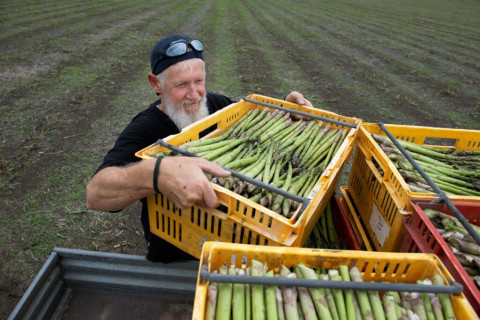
[284,91,313,107]
[284,91,313,120]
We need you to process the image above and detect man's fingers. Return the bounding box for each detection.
[196,158,231,177]
[201,182,220,208]
[285,91,313,108]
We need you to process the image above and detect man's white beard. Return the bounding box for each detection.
[164,94,209,130]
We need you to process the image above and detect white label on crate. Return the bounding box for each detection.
[369,203,389,247]
[307,182,323,200]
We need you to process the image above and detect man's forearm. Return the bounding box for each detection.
[86,160,155,212]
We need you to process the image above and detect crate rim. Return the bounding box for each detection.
[193,242,478,319]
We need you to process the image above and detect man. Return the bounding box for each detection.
[86,35,312,262]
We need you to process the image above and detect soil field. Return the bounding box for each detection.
[1,0,479,317]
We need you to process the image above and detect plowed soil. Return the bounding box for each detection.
[1,0,479,317]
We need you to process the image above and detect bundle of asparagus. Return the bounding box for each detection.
[204,261,457,320]
[371,134,480,197]
[303,202,345,250]
[423,208,480,289]
[157,108,349,218]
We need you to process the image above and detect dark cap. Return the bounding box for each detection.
[150,35,204,75]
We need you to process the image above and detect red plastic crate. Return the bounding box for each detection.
[401,199,480,313]
[331,194,361,250]
[303,194,361,250]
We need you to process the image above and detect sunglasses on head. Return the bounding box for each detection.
[152,39,204,74]
[164,39,204,57]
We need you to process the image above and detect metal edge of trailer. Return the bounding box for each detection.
[8,247,199,320]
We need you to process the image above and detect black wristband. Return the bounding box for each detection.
[153,156,163,194]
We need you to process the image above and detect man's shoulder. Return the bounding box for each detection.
[122,100,177,138]
[206,93,234,113]
[132,100,163,120]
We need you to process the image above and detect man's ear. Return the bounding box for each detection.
[147,73,162,95]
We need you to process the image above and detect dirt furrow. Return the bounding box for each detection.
[0,1,131,45]
[0,0,100,29]
[228,1,282,97]
[243,0,418,124]
[261,0,479,128]
[299,1,480,72]
[0,2,172,95]
[338,0,479,43]
[294,5,480,98]
[196,1,248,98]
[328,4,480,65]
[0,1,203,193]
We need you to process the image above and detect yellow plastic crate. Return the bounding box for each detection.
[348,123,480,252]
[339,186,374,251]
[136,94,361,259]
[193,242,478,320]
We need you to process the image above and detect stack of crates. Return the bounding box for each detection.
[340,122,480,312]
[135,93,480,316]
[345,123,480,252]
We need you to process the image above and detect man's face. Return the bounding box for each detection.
[161,59,209,129]
[162,59,206,115]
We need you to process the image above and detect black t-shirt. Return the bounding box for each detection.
[95,93,234,263]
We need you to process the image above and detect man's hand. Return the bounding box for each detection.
[284,91,313,108]
[284,91,313,120]
[157,156,231,209]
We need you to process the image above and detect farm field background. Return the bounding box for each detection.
[0,0,479,316]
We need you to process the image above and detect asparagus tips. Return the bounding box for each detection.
[410,292,428,320]
[371,132,480,197]
[428,293,445,320]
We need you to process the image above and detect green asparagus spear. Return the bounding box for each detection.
[296,263,332,320]
[216,263,233,320]
[265,270,278,320]
[251,260,266,320]
[233,268,246,320]
[350,266,374,320]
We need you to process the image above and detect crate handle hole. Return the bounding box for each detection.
[217,204,229,215]
[198,123,218,138]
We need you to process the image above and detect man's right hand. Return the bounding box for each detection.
[156,156,231,209]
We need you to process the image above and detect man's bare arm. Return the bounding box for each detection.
[86,157,230,212]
